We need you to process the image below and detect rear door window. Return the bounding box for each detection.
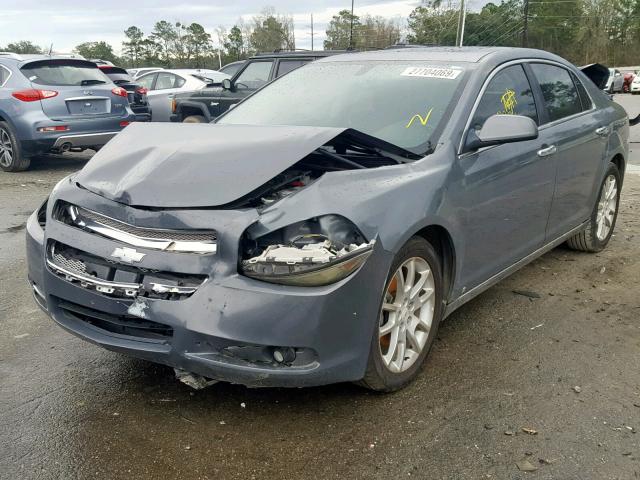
[472,64,538,129]
[234,61,274,89]
[21,60,109,86]
[137,73,156,90]
[0,66,9,86]
[276,59,310,78]
[530,63,583,122]
[154,72,177,90]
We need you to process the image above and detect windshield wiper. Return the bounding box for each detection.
[80,79,106,86]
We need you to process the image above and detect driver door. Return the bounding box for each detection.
[452,64,556,290]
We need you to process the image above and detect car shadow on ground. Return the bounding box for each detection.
[28,151,94,172]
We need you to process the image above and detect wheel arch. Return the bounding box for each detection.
[413,224,457,304]
[176,101,211,122]
[610,152,625,178]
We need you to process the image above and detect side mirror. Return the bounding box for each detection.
[466,114,538,151]
[221,78,233,90]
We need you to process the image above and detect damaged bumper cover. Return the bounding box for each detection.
[26,179,393,387]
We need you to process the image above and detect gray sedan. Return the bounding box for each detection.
[26,47,628,391]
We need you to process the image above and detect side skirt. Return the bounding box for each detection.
[443,221,588,318]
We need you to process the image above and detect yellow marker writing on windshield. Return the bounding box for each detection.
[406,108,433,128]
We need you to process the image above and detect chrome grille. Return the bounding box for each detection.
[47,241,205,300]
[56,202,217,254]
[79,207,216,242]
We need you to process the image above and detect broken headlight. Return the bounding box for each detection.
[240,215,374,287]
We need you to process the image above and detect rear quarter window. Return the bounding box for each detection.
[21,60,110,87]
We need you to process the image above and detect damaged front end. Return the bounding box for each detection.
[27,123,404,387]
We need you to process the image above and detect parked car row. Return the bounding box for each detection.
[0,52,232,171]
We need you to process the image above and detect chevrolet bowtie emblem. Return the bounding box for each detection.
[111,247,145,264]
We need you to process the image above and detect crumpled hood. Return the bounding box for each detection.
[76,123,347,208]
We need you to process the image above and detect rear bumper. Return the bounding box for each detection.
[13,108,136,155]
[52,132,119,149]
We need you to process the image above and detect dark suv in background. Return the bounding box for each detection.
[170,51,345,123]
[0,53,135,171]
[98,65,151,122]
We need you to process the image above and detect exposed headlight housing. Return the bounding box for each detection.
[240,215,374,287]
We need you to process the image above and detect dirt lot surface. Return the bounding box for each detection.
[1,96,639,480]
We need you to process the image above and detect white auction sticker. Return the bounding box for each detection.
[401,66,462,80]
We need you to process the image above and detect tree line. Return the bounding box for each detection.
[3,1,640,69]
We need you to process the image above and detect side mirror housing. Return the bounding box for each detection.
[466,114,538,151]
[221,78,233,90]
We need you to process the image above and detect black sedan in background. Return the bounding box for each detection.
[98,66,151,122]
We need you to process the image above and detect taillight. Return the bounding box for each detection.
[135,87,148,95]
[111,87,128,97]
[120,121,130,127]
[12,89,58,102]
[171,98,177,113]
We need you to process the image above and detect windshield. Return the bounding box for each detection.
[21,60,110,86]
[217,60,468,154]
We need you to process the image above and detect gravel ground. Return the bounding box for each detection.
[1,96,639,480]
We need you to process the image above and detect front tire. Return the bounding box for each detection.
[566,162,621,252]
[358,236,444,392]
[0,121,30,172]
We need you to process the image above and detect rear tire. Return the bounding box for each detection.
[566,162,621,252]
[358,236,444,392]
[183,115,206,123]
[0,121,30,172]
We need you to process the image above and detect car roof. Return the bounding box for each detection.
[315,46,568,66]
[250,50,347,59]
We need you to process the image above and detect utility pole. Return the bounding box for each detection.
[350,0,355,48]
[311,13,314,51]
[455,0,466,47]
[522,0,530,47]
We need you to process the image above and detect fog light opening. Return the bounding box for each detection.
[272,347,296,364]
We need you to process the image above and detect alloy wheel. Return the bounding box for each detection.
[596,174,618,241]
[379,257,435,373]
[0,128,13,168]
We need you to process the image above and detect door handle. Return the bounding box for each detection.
[595,126,610,136]
[537,145,557,157]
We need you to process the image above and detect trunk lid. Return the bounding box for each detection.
[20,59,129,120]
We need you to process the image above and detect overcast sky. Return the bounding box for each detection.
[0,0,483,55]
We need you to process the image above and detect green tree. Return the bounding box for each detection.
[5,40,42,54]
[73,41,118,63]
[224,25,246,60]
[249,7,295,52]
[407,1,459,46]
[151,20,177,66]
[186,23,212,67]
[122,26,145,66]
[324,10,361,49]
[359,15,401,49]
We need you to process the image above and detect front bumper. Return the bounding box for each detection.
[26,186,392,387]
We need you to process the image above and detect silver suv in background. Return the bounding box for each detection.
[0,53,135,171]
